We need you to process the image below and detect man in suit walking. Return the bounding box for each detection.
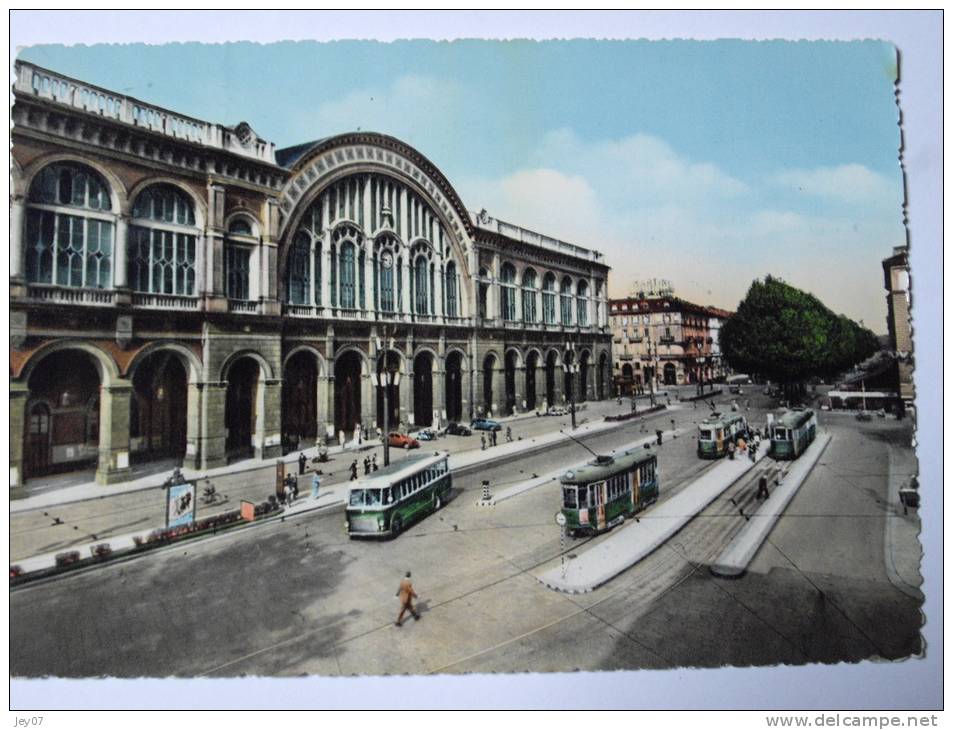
[395,571,420,626]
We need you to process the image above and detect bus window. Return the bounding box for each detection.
[366,489,381,506]
[348,489,365,507]
[383,487,393,505]
[563,487,578,508]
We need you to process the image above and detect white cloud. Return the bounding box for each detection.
[437,128,902,329]
[773,164,899,205]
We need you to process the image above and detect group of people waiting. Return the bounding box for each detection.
[726,428,766,463]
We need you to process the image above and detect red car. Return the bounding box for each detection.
[388,432,420,449]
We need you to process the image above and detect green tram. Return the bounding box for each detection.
[697,412,749,458]
[770,408,818,460]
[346,452,451,538]
[560,450,659,537]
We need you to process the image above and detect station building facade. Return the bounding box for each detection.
[9,62,612,493]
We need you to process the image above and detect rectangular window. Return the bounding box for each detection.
[226,246,251,301]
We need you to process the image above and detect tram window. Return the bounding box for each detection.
[563,487,577,508]
[577,486,590,508]
[699,429,712,440]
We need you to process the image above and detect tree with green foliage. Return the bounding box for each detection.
[720,276,879,402]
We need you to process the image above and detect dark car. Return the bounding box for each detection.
[470,418,502,432]
[444,422,472,436]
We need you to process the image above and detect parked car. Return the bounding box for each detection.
[388,432,420,449]
[546,406,569,416]
[470,418,502,432]
[444,422,472,436]
[416,429,438,441]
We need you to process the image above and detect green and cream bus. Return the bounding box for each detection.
[346,452,451,538]
[697,412,749,458]
[560,450,659,536]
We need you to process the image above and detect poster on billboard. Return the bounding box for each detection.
[166,481,196,529]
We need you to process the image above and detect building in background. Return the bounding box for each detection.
[9,61,611,492]
[882,245,914,406]
[609,289,729,396]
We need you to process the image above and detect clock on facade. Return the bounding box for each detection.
[381,251,394,269]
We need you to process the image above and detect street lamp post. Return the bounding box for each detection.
[564,340,580,430]
[372,328,400,467]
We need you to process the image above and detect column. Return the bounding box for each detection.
[535,364,548,412]
[514,366,526,414]
[260,198,281,316]
[199,382,227,470]
[491,366,505,417]
[95,382,133,485]
[318,374,334,442]
[363,244,375,317]
[113,214,128,288]
[204,183,227,313]
[321,235,332,315]
[399,365,413,428]
[400,255,411,320]
[360,372,375,433]
[432,365,446,427]
[183,381,203,470]
[9,382,29,498]
[434,262,445,324]
[10,194,25,281]
[400,188,409,241]
[256,378,281,459]
[363,176,373,233]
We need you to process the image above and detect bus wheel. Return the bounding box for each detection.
[391,515,403,536]
[434,494,442,510]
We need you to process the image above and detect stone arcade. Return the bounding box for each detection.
[9,61,612,492]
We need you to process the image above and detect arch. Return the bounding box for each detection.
[597,351,609,400]
[412,345,441,367]
[125,177,207,230]
[22,153,127,214]
[444,349,466,423]
[545,349,559,408]
[578,349,591,403]
[375,349,403,430]
[24,349,105,479]
[126,341,202,384]
[333,345,372,376]
[19,340,120,387]
[412,350,434,428]
[225,211,262,238]
[524,349,541,411]
[282,349,319,452]
[663,362,678,386]
[481,351,499,417]
[504,348,520,416]
[220,349,275,383]
[282,345,328,377]
[334,349,365,435]
[130,350,188,463]
[224,356,262,461]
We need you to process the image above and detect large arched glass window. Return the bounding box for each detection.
[542,272,557,325]
[560,276,574,326]
[414,255,430,315]
[500,262,517,321]
[129,184,197,296]
[445,261,458,318]
[576,279,589,327]
[339,240,356,309]
[332,224,361,310]
[26,163,115,288]
[521,267,538,324]
[375,236,399,313]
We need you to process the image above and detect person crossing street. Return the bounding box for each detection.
[349,460,358,481]
[395,571,420,626]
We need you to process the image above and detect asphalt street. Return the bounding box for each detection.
[9,393,922,677]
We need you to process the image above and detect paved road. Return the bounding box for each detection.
[10,397,649,562]
[10,393,920,676]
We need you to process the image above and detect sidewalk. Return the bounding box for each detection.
[12,404,680,574]
[710,432,832,577]
[536,441,770,593]
[884,438,923,600]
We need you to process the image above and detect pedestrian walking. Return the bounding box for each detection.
[727,439,736,460]
[372,454,379,472]
[349,460,358,481]
[363,456,371,475]
[298,452,307,475]
[395,571,420,626]
[749,442,757,463]
[491,430,498,447]
[285,478,295,506]
[481,433,486,451]
[311,472,321,500]
[757,474,770,500]
[506,426,513,443]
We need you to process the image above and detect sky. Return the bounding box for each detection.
[17,39,905,332]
